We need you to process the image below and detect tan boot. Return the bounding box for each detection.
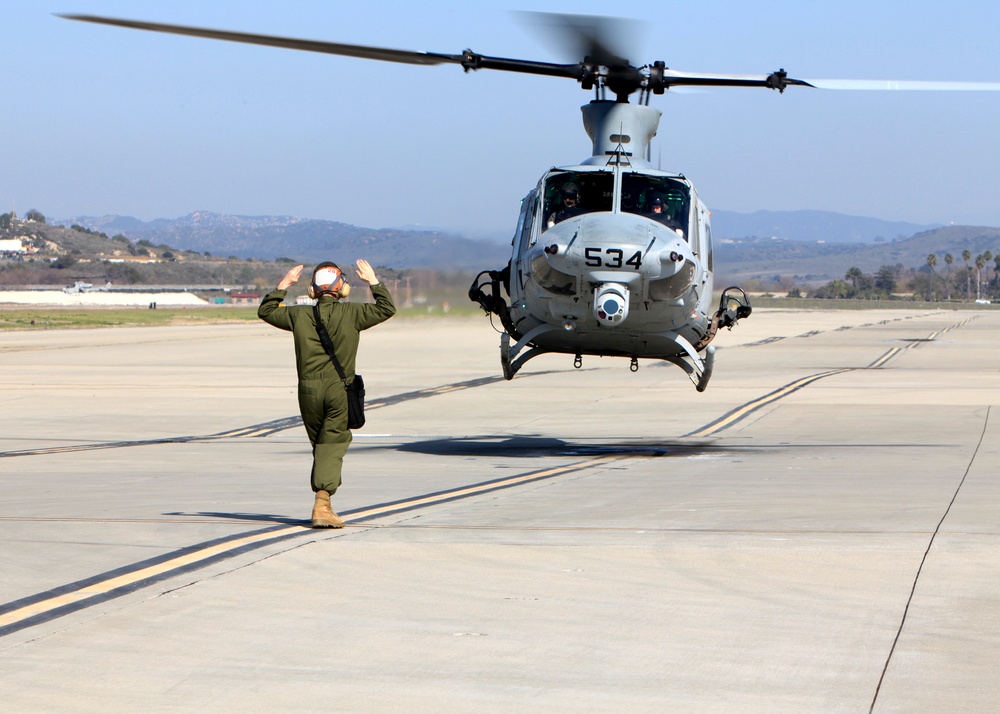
[311,489,345,529]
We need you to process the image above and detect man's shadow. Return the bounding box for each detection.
[164,511,308,526]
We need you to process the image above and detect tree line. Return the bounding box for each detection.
[810,250,1000,301]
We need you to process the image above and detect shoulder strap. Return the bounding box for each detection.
[312,303,348,384]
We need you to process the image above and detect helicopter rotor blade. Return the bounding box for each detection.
[80,14,1000,99]
[657,69,814,92]
[60,15,1000,98]
[58,14,809,96]
[804,78,1000,91]
[59,14,465,66]
[516,12,635,68]
[59,14,586,80]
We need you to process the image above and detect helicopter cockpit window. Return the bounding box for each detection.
[542,171,614,231]
[621,174,690,239]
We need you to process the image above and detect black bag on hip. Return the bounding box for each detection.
[345,374,366,429]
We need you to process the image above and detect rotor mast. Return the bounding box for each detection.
[580,101,660,166]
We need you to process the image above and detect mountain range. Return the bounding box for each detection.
[58,212,510,270]
[710,210,938,244]
[57,210,999,283]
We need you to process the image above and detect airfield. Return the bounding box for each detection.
[1,307,998,712]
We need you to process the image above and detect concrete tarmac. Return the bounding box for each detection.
[1,308,998,712]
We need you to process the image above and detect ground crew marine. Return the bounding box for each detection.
[258,259,395,528]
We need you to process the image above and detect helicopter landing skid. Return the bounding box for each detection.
[661,332,716,392]
[500,325,715,390]
[499,325,557,380]
[695,345,716,392]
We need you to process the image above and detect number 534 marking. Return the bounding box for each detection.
[585,247,643,270]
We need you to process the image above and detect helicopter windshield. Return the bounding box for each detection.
[621,174,690,238]
[542,171,613,231]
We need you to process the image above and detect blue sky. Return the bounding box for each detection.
[4,1,1000,239]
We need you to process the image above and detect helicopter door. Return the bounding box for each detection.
[511,189,538,295]
[689,198,713,273]
[703,218,714,272]
[512,189,537,260]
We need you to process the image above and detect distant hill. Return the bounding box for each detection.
[0,220,290,288]
[59,212,509,269]
[716,225,1000,283]
[711,209,938,244]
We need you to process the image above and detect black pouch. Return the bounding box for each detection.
[346,374,366,429]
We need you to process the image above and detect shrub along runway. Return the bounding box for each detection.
[0,311,997,712]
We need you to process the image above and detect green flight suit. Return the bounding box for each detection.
[258,282,396,494]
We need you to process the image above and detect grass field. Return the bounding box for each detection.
[0,306,261,330]
[0,302,484,330]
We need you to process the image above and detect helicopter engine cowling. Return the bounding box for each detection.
[580,101,661,165]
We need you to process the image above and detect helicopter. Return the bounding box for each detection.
[61,13,1000,390]
[62,280,111,294]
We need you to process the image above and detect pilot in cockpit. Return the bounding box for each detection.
[648,196,684,234]
[548,182,586,227]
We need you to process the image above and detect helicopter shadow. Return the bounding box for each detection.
[389,435,736,459]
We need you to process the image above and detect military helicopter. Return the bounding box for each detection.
[62,13,1000,390]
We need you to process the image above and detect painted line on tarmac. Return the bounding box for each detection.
[687,334,928,438]
[0,453,632,638]
[868,322,967,369]
[0,524,305,638]
[0,434,208,459]
[868,347,901,369]
[683,368,855,439]
[687,318,977,438]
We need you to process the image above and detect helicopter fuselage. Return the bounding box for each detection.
[510,164,713,359]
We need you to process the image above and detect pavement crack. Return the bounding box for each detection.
[868,404,991,713]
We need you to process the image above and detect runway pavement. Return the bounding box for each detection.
[1,308,998,712]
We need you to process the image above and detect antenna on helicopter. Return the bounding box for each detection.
[606,122,632,167]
